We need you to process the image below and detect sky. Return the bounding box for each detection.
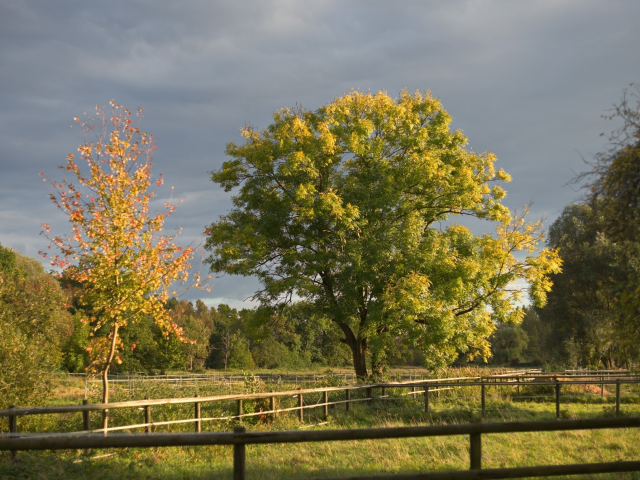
[1,0,639,310]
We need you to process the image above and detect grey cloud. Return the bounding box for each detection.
[2,0,639,304]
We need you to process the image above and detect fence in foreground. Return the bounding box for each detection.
[1,417,640,479]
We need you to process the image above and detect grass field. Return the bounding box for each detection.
[2,370,640,479]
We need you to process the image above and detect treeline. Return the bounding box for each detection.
[487,199,640,369]
[61,292,432,374]
[0,242,428,387]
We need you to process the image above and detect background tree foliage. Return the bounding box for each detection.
[581,84,640,351]
[0,244,71,408]
[205,89,561,377]
[537,201,635,367]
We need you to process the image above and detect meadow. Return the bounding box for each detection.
[2,368,640,480]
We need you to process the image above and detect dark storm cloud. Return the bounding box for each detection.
[2,0,639,306]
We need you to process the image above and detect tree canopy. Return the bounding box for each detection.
[205,89,561,377]
[0,244,71,408]
[537,201,636,367]
[581,84,640,345]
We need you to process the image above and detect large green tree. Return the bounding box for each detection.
[581,84,640,350]
[205,90,560,377]
[539,201,638,367]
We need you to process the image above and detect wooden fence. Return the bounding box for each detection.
[1,374,639,436]
[1,417,640,479]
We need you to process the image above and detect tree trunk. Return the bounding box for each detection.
[350,336,368,379]
[102,323,120,433]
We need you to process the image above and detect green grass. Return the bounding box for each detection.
[3,397,640,479]
[3,370,639,479]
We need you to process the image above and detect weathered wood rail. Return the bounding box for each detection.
[1,373,638,436]
[1,417,640,480]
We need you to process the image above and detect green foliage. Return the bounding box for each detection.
[489,324,529,365]
[538,201,635,367]
[205,89,560,376]
[519,306,550,364]
[167,299,215,370]
[581,84,640,351]
[117,316,185,373]
[0,244,72,408]
[61,314,90,373]
[227,335,255,369]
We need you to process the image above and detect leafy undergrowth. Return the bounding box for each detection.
[3,399,640,479]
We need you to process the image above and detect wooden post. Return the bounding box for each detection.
[616,379,621,417]
[82,399,90,431]
[194,395,201,433]
[555,380,561,419]
[470,432,482,470]
[323,391,329,419]
[8,406,17,436]
[233,425,246,480]
[82,399,91,455]
[8,405,17,459]
[346,388,351,412]
[517,376,520,395]
[144,403,151,434]
[424,386,430,413]
[381,386,386,397]
[366,387,372,400]
[270,396,276,417]
[237,399,243,422]
[481,383,486,418]
[411,385,416,398]
[298,394,304,422]
[601,375,604,397]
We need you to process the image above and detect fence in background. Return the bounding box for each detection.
[1,372,639,437]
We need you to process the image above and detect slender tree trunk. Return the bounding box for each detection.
[102,323,120,433]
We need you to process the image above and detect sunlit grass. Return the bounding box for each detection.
[3,368,639,479]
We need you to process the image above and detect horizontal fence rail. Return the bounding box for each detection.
[1,417,640,480]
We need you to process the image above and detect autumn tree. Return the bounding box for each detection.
[41,102,204,429]
[205,89,561,378]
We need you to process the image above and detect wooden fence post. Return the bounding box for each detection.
[381,386,386,398]
[481,383,486,418]
[470,432,482,470]
[82,399,91,455]
[195,395,201,433]
[82,399,90,431]
[345,389,351,412]
[298,394,304,422]
[237,399,243,422]
[233,425,246,480]
[601,376,604,397]
[8,405,17,459]
[616,379,621,417]
[424,386,430,413]
[144,401,151,434]
[270,396,276,417]
[367,387,372,401]
[8,406,17,436]
[555,380,561,419]
[411,385,416,399]
[323,391,329,419]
